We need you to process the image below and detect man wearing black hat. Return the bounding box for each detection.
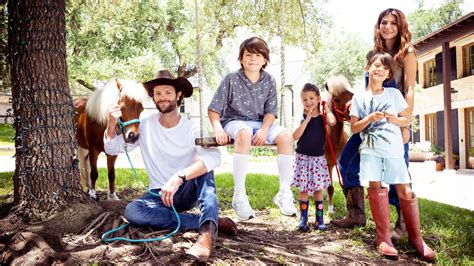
[104,70,237,262]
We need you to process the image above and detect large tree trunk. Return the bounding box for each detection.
[8,0,86,220]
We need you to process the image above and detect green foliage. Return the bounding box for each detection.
[64,0,329,94]
[431,143,444,155]
[305,32,370,88]
[408,0,464,41]
[66,1,168,93]
[0,123,14,146]
[410,115,420,133]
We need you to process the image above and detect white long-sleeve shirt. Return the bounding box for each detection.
[104,113,221,189]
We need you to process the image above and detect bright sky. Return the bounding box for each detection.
[322,0,474,43]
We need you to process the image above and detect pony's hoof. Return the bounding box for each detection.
[88,189,98,200]
[327,205,335,214]
[107,192,120,201]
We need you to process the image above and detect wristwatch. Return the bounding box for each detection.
[178,170,186,183]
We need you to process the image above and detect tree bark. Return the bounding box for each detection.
[8,0,86,220]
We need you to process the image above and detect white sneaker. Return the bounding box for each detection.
[232,195,256,221]
[273,191,297,216]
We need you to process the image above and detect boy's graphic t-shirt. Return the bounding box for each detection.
[208,69,278,127]
[350,87,408,158]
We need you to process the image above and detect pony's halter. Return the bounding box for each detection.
[331,98,351,122]
[117,117,140,135]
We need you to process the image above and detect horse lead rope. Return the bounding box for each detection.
[101,118,181,243]
[101,188,181,243]
[321,101,344,188]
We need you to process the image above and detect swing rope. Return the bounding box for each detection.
[280,0,286,128]
[195,0,205,140]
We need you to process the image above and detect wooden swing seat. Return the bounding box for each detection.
[195,137,277,148]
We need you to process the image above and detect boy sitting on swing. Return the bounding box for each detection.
[208,37,297,221]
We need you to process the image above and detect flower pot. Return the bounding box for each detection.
[435,162,444,171]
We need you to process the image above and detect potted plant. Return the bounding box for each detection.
[430,155,445,171]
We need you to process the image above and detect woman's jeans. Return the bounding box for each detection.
[124,171,218,231]
[338,133,410,209]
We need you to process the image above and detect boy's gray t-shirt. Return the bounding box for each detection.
[208,69,278,127]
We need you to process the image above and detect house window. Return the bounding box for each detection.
[463,43,474,77]
[467,108,474,157]
[423,59,436,88]
[425,113,436,144]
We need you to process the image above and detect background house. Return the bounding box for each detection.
[412,12,474,169]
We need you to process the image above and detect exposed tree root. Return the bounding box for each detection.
[0,197,419,264]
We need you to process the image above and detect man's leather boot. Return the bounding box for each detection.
[186,221,216,262]
[218,217,238,236]
[330,186,366,228]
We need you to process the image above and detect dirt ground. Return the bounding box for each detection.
[0,189,424,265]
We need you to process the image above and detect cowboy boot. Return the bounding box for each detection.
[218,217,238,236]
[314,200,327,231]
[298,200,310,232]
[330,186,366,228]
[391,207,407,241]
[400,194,436,262]
[186,221,216,262]
[368,187,398,259]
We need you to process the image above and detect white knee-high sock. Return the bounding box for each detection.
[277,154,294,194]
[233,153,249,198]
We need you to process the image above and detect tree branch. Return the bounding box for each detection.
[76,79,96,91]
[177,65,197,78]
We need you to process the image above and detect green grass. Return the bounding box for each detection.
[0,124,15,146]
[0,169,473,264]
[0,171,13,196]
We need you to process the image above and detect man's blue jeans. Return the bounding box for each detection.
[338,133,410,209]
[124,171,218,231]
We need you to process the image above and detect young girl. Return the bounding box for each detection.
[350,52,435,261]
[292,83,336,231]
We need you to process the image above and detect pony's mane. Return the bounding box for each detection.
[86,79,149,126]
[326,76,352,97]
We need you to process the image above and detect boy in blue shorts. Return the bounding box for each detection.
[208,37,296,221]
[351,51,435,261]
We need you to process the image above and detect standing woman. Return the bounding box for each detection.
[333,8,433,260]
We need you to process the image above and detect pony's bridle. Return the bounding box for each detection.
[117,117,140,135]
[331,99,351,122]
[115,90,141,137]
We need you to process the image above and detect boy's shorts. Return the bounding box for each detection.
[360,153,411,185]
[224,120,287,144]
